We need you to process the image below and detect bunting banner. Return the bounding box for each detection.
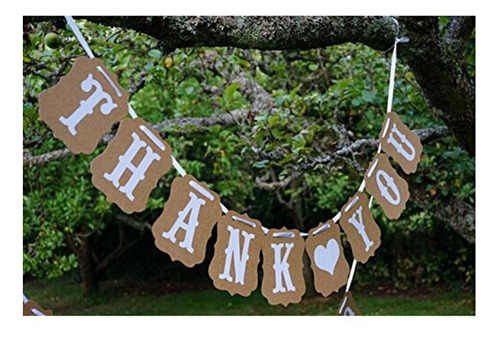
[27,16,422,312]
[364,153,410,220]
[338,292,361,316]
[38,56,129,154]
[90,117,173,214]
[152,175,222,267]
[339,192,381,263]
[261,229,306,306]
[23,294,53,316]
[208,211,265,297]
[305,221,350,297]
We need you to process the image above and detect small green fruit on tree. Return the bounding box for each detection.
[45,32,62,49]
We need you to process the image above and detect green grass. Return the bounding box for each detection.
[24,279,474,315]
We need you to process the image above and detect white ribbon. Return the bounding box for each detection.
[344,17,407,294]
[65,16,95,59]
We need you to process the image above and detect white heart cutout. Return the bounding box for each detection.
[314,239,340,275]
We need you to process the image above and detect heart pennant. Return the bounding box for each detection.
[305,220,350,297]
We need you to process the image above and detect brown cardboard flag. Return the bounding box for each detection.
[261,228,306,306]
[364,153,410,220]
[152,175,222,267]
[38,56,129,154]
[305,220,350,296]
[379,112,423,174]
[90,117,172,214]
[338,292,362,316]
[208,211,265,297]
[23,300,53,316]
[339,192,382,263]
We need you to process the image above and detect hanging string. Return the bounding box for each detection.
[64,16,95,59]
[343,17,407,295]
[64,16,406,299]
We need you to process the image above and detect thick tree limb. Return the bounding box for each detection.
[23,109,249,167]
[398,17,475,156]
[413,188,475,244]
[256,171,301,191]
[24,16,397,51]
[24,16,475,155]
[446,16,475,53]
[114,214,152,232]
[298,126,448,171]
[250,126,448,171]
[433,198,475,244]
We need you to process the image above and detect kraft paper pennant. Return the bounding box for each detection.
[208,211,265,297]
[305,220,350,296]
[23,300,53,316]
[152,175,222,267]
[339,192,382,263]
[379,112,423,174]
[364,153,410,220]
[38,56,129,154]
[338,292,361,316]
[90,117,172,214]
[261,228,306,306]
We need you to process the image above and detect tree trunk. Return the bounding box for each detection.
[75,234,99,296]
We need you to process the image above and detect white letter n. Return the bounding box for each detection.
[218,226,255,284]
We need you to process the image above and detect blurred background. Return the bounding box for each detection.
[23,17,475,315]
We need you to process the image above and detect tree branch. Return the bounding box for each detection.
[249,126,448,172]
[114,214,152,232]
[24,16,397,52]
[24,16,475,155]
[445,16,475,54]
[398,16,475,156]
[433,198,475,244]
[23,109,249,167]
[256,171,300,191]
[95,225,142,274]
[413,188,475,244]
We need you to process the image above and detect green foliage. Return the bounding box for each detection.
[23,19,474,289]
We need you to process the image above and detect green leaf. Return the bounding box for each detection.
[253,160,269,168]
[148,49,163,59]
[308,63,319,71]
[223,82,241,100]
